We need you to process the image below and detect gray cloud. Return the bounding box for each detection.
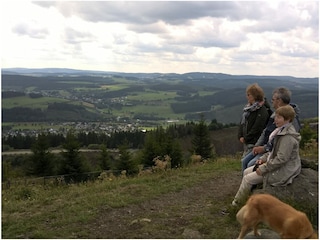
[36,1,240,25]
[4,1,317,77]
[126,22,169,34]
[63,27,94,44]
[12,22,49,39]
[35,2,317,25]
[34,1,319,41]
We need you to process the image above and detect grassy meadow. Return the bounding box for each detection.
[3,148,318,239]
[2,157,241,239]
[2,96,69,110]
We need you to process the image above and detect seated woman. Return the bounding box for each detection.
[232,105,301,206]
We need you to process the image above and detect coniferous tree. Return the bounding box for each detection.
[142,132,161,167]
[99,144,112,170]
[191,116,214,159]
[141,126,183,168]
[48,133,65,148]
[28,133,54,176]
[141,126,168,167]
[61,129,86,175]
[169,139,183,168]
[77,132,88,146]
[208,119,224,130]
[116,142,138,175]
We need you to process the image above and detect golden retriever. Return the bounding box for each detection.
[236,193,317,239]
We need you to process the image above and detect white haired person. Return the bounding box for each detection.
[232,105,301,206]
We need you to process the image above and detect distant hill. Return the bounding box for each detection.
[2,67,318,84]
[1,68,318,124]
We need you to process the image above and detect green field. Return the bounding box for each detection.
[2,87,190,125]
[2,96,69,109]
[126,90,177,101]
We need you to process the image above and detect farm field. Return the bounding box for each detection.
[2,96,69,109]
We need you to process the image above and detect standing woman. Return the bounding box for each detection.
[238,83,269,156]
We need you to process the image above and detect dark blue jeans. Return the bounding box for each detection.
[241,151,262,173]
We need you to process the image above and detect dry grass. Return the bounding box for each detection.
[2,157,241,238]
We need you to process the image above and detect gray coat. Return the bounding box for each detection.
[259,123,301,187]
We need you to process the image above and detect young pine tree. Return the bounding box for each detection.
[28,133,54,176]
[191,116,214,160]
[168,139,183,168]
[99,144,112,170]
[116,142,138,175]
[142,132,162,167]
[142,126,183,168]
[61,129,86,175]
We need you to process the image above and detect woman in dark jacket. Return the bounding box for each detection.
[238,83,269,156]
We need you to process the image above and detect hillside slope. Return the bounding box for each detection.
[2,159,243,239]
[81,170,242,239]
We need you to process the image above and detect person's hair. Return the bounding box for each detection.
[273,87,291,104]
[275,105,295,122]
[246,83,264,102]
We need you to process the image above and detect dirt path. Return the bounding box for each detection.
[80,170,242,239]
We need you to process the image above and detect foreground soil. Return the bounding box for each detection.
[80,170,242,239]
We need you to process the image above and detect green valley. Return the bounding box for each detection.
[2,69,318,129]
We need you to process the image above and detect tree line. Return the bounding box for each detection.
[3,119,317,183]
[2,119,226,150]
[2,119,220,182]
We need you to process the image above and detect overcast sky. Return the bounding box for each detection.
[1,1,319,77]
